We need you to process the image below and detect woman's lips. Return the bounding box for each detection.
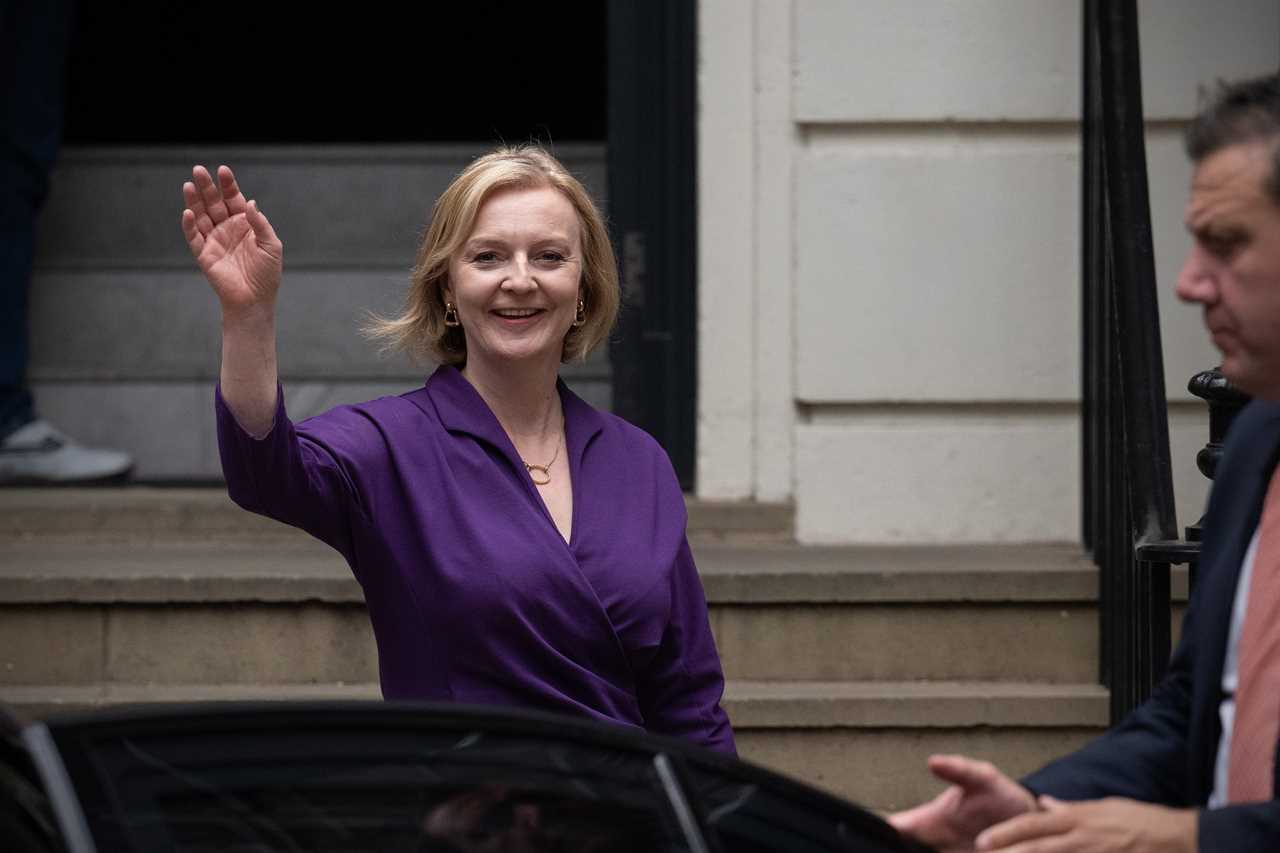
[490,308,546,327]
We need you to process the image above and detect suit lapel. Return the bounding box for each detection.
[1189,401,1280,799]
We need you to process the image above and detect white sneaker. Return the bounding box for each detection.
[0,420,133,485]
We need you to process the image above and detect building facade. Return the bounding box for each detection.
[696,0,1279,543]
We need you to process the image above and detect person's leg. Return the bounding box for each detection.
[0,230,35,438]
[0,0,50,440]
[0,0,132,482]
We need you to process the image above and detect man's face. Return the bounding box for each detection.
[1176,141,1280,400]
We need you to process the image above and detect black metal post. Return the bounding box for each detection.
[1187,368,1251,497]
[1185,368,1250,589]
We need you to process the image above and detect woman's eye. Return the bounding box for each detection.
[472,251,500,263]
[537,252,566,263]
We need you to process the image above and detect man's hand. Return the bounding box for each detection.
[974,795,1197,852]
[888,754,1038,852]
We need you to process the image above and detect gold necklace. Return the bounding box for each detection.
[523,435,561,486]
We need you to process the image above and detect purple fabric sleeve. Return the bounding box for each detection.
[638,539,737,755]
[215,383,365,563]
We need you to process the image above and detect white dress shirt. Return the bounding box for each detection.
[1208,527,1262,808]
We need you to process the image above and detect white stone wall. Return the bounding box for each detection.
[697,0,1279,542]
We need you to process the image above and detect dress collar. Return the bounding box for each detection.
[421,365,606,470]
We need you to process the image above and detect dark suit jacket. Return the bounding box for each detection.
[1023,400,1280,852]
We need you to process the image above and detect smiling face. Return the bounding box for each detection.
[1176,140,1280,400]
[444,184,583,374]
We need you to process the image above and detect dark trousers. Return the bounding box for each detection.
[0,0,74,439]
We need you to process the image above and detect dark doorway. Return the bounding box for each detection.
[61,2,697,485]
[606,0,697,489]
[65,4,606,144]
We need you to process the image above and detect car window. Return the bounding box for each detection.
[683,759,926,853]
[1,713,64,853]
[56,723,691,852]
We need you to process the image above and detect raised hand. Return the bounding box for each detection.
[181,165,283,315]
[889,755,1037,853]
[182,164,283,437]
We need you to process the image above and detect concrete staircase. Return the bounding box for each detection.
[0,487,1149,813]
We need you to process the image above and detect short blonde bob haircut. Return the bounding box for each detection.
[367,145,620,366]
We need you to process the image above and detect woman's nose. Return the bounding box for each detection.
[502,256,537,291]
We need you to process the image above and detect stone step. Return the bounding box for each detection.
[37,145,607,275]
[0,540,1134,684]
[0,679,1107,812]
[0,488,794,544]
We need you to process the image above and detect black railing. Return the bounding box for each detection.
[1081,0,1183,723]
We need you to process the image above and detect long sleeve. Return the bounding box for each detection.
[635,539,737,755]
[1197,802,1280,852]
[215,383,367,563]
[1027,556,1280,851]
[1022,607,1197,804]
[1024,403,1280,851]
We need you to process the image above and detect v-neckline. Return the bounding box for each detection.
[527,448,574,546]
[421,366,605,552]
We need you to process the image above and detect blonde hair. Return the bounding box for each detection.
[367,145,620,365]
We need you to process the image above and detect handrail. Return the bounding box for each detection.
[1081,0,1181,723]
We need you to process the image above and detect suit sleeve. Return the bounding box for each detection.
[1022,567,1279,850]
[635,538,737,756]
[1196,802,1280,852]
[1021,609,1196,804]
[1025,402,1280,851]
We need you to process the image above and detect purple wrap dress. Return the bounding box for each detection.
[216,365,735,754]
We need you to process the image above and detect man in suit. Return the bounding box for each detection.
[890,73,1280,853]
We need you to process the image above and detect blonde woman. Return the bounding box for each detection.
[181,146,735,753]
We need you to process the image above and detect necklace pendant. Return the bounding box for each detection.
[525,463,552,486]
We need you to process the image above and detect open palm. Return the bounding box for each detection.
[181,165,283,313]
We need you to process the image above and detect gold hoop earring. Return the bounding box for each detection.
[444,302,461,328]
[572,299,586,328]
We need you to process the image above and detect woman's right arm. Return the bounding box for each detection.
[181,164,283,437]
[182,165,366,557]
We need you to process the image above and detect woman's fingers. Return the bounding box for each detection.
[245,200,282,261]
[218,165,249,215]
[185,164,254,231]
[180,208,205,258]
[183,181,215,238]
[187,167,220,234]
[194,164,230,224]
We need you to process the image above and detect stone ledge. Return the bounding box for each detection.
[0,540,1130,605]
[1,539,1189,605]
[696,542,1104,602]
[722,680,1109,729]
[0,489,792,541]
[0,542,359,604]
[0,683,381,724]
[0,680,1108,730]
